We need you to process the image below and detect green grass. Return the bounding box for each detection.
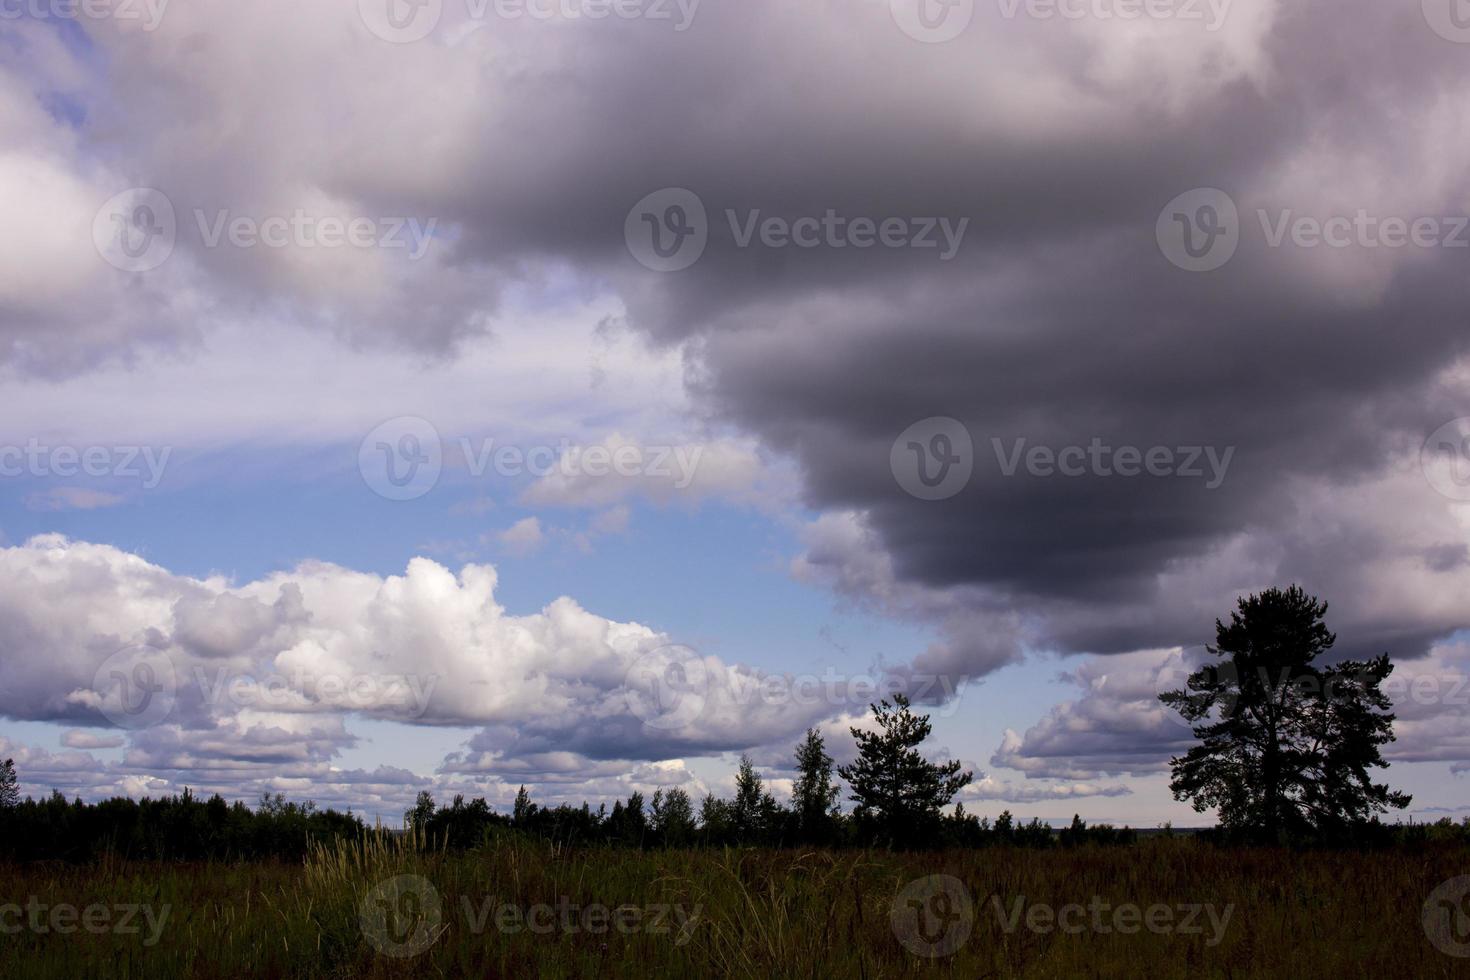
[3,835,1469,978]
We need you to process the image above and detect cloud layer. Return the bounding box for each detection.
[0,536,857,809]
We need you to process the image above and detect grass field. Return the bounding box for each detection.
[4,834,1470,978]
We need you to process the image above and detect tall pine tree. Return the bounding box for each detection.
[1161,586,1409,841]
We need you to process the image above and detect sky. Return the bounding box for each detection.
[2,0,1470,828]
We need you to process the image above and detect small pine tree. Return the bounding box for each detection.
[513,785,535,826]
[944,802,983,847]
[1059,814,1087,848]
[838,694,973,847]
[791,729,841,843]
[731,754,765,841]
[994,809,1015,845]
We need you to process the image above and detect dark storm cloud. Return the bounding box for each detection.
[530,0,1470,672]
[308,0,1469,674]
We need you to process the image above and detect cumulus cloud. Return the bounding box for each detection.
[0,536,856,809]
[0,736,116,800]
[1379,640,1470,766]
[0,727,443,814]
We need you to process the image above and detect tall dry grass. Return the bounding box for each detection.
[2,837,1468,978]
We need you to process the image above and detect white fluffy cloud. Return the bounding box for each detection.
[963,776,1132,804]
[0,535,852,809]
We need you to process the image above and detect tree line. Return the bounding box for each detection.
[0,694,1136,859]
[407,692,1127,849]
[397,692,1125,849]
[0,584,1437,858]
[0,785,364,862]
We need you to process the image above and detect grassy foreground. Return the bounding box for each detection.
[3,835,1469,978]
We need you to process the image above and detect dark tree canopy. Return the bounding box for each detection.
[405,790,437,831]
[0,758,17,809]
[730,754,781,843]
[649,787,696,845]
[1161,585,1409,841]
[513,785,535,825]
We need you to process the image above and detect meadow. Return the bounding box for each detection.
[4,832,1469,978]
